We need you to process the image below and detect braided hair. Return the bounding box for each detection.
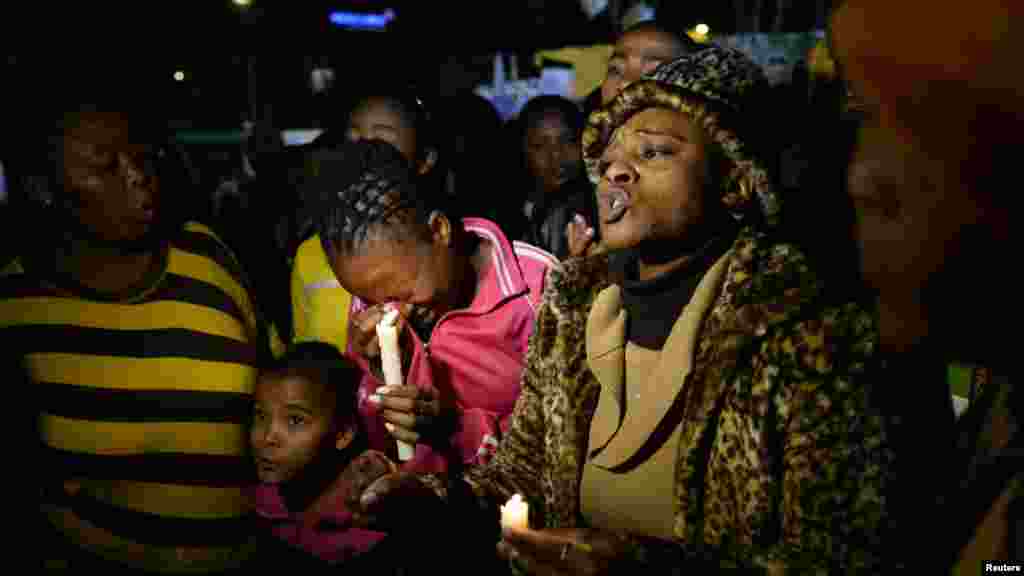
[299,139,454,257]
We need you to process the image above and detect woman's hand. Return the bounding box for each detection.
[497,527,632,576]
[346,470,444,532]
[369,385,457,447]
[349,303,414,374]
[349,305,387,360]
[566,214,601,259]
[331,450,396,513]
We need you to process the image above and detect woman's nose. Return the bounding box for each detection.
[119,154,150,190]
[603,158,635,184]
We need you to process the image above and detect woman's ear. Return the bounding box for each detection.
[427,210,452,247]
[418,148,438,176]
[335,426,356,451]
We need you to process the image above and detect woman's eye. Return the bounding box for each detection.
[607,63,623,77]
[640,146,670,160]
[288,415,305,426]
[91,156,117,174]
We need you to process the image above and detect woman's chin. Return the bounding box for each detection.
[598,219,642,253]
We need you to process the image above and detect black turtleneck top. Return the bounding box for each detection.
[615,227,737,350]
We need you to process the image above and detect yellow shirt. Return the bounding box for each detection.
[291,234,351,352]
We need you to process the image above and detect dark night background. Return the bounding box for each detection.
[4,1,827,130]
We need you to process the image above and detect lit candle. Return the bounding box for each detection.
[500,494,529,530]
[376,307,415,462]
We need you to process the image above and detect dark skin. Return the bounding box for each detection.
[525,112,599,260]
[347,96,438,177]
[251,371,397,516]
[55,111,161,294]
[601,28,686,106]
[487,109,717,576]
[347,108,719,575]
[329,212,490,447]
[343,473,633,576]
[595,108,713,281]
[251,373,351,509]
[567,26,688,260]
[833,1,1017,566]
[332,96,449,445]
[525,111,581,199]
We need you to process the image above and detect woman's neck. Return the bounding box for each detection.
[636,252,696,282]
[635,215,736,282]
[57,239,156,295]
[452,233,489,311]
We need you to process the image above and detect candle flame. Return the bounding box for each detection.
[502,493,525,512]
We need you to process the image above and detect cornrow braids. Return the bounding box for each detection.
[299,139,450,256]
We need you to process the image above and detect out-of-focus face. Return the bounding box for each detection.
[834,3,1002,355]
[595,107,711,252]
[347,98,418,164]
[61,111,160,243]
[525,111,581,196]
[601,28,684,105]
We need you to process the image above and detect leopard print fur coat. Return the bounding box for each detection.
[427,226,887,574]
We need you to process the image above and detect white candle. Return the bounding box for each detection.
[500,494,529,530]
[376,308,415,462]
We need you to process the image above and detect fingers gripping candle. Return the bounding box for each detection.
[500,494,529,530]
[376,308,415,461]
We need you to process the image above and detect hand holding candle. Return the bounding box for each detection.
[376,307,415,461]
[501,493,529,530]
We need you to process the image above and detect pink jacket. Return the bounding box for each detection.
[349,218,559,472]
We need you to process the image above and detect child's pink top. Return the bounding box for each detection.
[250,476,386,564]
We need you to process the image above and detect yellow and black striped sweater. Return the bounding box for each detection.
[1,222,261,573]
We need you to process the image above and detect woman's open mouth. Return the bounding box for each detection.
[600,187,632,224]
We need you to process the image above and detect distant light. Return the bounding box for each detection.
[695,23,710,35]
[282,129,324,147]
[233,0,251,6]
[328,9,396,31]
[173,71,186,82]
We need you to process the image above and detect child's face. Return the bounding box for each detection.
[251,372,341,484]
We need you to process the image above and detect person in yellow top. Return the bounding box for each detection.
[291,86,438,353]
[292,229,352,348]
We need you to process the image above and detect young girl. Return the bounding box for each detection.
[249,342,396,565]
[299,139,558,473]
[291,87,438,350]
[290,88,441,460]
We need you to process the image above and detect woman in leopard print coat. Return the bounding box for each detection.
[351,46,888,575]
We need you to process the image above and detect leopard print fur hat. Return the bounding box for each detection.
[583,45,781,227]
